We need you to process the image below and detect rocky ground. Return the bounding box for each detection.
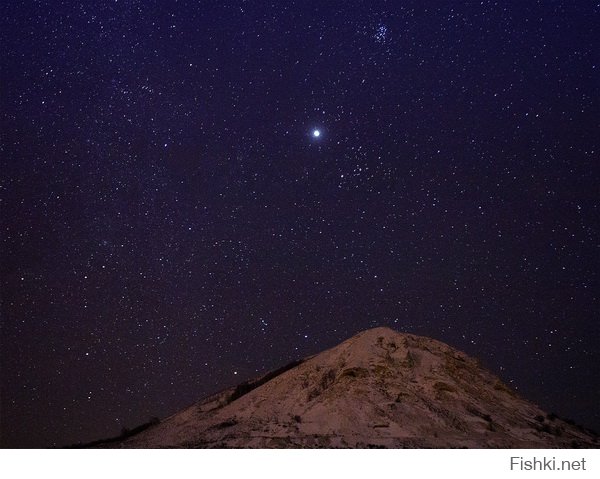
[97,327,598,448]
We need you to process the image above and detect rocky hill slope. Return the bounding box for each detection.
[103,327,598,448]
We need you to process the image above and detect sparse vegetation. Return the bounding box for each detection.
[493,380,515,396]
[229,381,254,402]
[405,351,416,368]
[227,359,304,403]
[340,367,369,379]
[320,369,336,389]
[214,419,238,429]
[465,405,492,423]
[545,412,599,438]
[308,369,337,400]
[433,381,456,393]
[65,416,160,448]
[535,421,563,437]
[371,364,389,377]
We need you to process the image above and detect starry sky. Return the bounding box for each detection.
[1,1,598,448]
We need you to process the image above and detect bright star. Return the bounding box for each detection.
[312,129,321,138]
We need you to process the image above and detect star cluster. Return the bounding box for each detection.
[1,1,598,447]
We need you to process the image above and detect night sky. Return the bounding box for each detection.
[2,1,599,448]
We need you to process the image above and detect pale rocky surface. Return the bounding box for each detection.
[105,327,598,448]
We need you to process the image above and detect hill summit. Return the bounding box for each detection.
[102,327,597,448]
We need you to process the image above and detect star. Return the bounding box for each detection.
[312,129,321,138]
